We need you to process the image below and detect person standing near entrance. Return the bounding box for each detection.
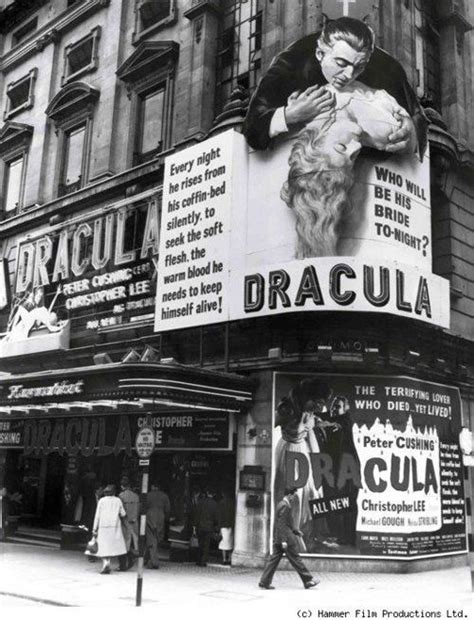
[145,481,170,569]
[119,476,139,568]
[92,484,128,574]
[259,488,319,590]
[193,487,219,567]
[218,489,235,565]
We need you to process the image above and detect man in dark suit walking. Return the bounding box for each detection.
[259,488,319,590]
[193,487,219,566]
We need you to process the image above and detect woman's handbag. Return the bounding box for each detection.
[85,536,98,555]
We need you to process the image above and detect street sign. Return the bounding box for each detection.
[135,427,155,458]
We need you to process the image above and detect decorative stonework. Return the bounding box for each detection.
[0,0,110,73]
[132,0,178,46]
[183,0,221,22]
[195,16,204,43]
[3,68,37,121]
[0,122,33,160]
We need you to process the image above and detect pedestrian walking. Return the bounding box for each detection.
[193,486,219,567]
[218,489,235,565]
[92,484,128,574]
[119,476,139,568]
[258,488,320,590]
[145,481,170,569]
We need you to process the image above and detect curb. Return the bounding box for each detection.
[0,590,72,607]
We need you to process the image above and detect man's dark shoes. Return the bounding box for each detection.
[259,583,275,590]
[304,579,320,589]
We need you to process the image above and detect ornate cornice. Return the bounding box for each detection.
[0,0,110,74]
[116,41,179,85]
[428,123,474,172]
[0,121,33,158]
[183,0,221,21]
[0,0,48,33]
[45,81,100,123]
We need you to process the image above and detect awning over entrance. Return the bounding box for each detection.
[0,361,253,417]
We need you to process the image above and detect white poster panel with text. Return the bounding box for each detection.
[155,130,247,331]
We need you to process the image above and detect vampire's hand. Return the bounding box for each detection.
[285,86,335,127]
[386,112,416,154]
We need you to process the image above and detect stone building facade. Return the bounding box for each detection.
[0,0,472,571]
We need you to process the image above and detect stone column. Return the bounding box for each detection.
[437,2,473,144]
[176,1,221,144]
[232,371,273,567]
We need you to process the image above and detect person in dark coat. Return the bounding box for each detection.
[145,482,170,569]
[192,487,219,567]
[259,488,319,590]
[243,17,427,156]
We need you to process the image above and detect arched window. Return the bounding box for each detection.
[117,41,178,166]
[45,82,99,197]
[0,122,33,217]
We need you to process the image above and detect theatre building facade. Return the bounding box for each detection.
[0,0,473,571]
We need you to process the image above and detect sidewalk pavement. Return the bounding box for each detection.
[0,543,472,618]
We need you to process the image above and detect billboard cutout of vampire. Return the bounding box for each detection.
[243,17,431,266]
[272,374,466,559]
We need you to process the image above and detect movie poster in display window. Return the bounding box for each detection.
[155,16,450,333]
[272,373,466,559]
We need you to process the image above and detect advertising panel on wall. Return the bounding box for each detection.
[0,191,159,358]
[272,373,466,559]
[0,412,232,455]
[155,126,449,331]
[155,16,450,332]
[155,130,248,331]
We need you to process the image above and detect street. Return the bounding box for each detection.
[0,543,472,618]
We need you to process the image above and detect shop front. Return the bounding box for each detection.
[0,362,252,548]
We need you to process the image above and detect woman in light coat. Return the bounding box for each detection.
[93,484,127,574]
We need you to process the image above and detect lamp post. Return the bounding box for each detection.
[134,424,155,607]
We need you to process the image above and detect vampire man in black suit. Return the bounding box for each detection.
[243,17,427,156]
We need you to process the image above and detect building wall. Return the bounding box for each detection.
[0,0,473,569]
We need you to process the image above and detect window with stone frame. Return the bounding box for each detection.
[135,85,166,164]
[62,26,101,85]
[60,122,87,194]
[0,122,33,218]
[11,16,38,48]
[215,0,262,115]
[45,82,99,198]
[117,41,178,167]
[414,0,441,110]
[4,69,37,121]
[3,155,25,214]
[133,0,177,44]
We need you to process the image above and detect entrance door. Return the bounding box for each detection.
[42,453,66,527]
